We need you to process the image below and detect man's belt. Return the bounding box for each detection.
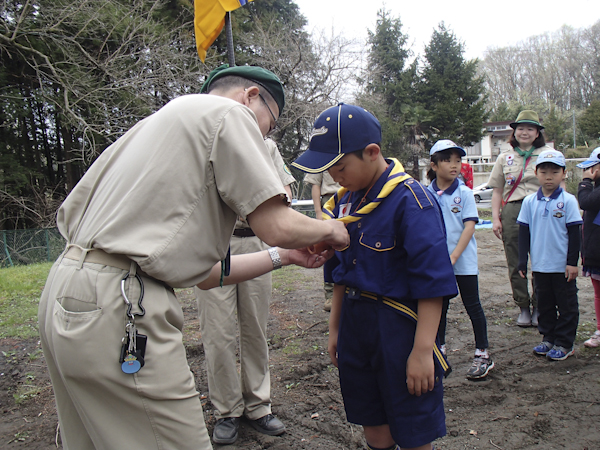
[233,228,256,237]
[64,247,134,271]
[345,287,452,377]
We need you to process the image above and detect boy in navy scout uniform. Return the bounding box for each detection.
[292,104,458,450]
[517,149,582,361]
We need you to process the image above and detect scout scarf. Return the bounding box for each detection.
[514,146,537,170]
[321,158,411,223]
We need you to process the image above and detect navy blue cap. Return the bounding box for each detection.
[430,139,466,157]
[291,103,382,173]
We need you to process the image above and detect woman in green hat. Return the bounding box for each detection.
[487,110,553,327]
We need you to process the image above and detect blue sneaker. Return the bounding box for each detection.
[546,346,575,361]
[533,341,553,355]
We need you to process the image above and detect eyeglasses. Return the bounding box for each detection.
[258,93,278,136]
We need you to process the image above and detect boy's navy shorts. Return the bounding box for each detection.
[337,291,447,448]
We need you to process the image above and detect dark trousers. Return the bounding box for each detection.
[534,272,579,349]
[438,275,489,350]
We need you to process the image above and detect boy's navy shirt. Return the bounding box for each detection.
[324,159,458,302]
[517,187,582,273]
[427,178,479,276]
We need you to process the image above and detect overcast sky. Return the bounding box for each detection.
[294,0,600,59]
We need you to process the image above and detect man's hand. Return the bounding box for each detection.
[565,265,578,282]
[323,220,349,250]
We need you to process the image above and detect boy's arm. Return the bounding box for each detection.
[449,220,476,265]
[407,296,443,397]
[327,283,346,367]
[566,224,581,282]
[517,224,530,278]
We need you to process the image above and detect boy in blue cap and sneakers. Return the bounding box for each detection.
[292,104,457,450]
[517,150,582,360]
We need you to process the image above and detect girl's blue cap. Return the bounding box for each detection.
[430,139,466,157]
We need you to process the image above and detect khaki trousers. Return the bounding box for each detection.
[501,200,536,308]
[196,235,272,420]
[38,255,212,450]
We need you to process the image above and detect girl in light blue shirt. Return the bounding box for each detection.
[427,140,493,380]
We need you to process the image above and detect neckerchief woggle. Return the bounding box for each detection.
[322,158,411,222]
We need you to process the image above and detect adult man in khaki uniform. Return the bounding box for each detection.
[304,171,341,311]
[38,65,348,450]
[196,138,295,444]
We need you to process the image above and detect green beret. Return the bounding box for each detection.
[200,64,285,114]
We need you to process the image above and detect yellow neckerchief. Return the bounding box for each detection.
[322,158,411,223]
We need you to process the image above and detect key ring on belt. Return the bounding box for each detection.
[121,273,145,319]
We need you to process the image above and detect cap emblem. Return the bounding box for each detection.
[310,126,328,142]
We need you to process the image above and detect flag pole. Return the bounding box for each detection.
[225,12,235,67]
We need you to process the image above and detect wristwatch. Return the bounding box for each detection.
[268,247,282,270]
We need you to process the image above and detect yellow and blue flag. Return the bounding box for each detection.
[194,0,253,62]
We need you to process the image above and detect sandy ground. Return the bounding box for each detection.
[1,229,599,449]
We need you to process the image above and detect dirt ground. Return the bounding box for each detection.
[1,229,599,449]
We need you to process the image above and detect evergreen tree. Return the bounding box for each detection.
[417,23,488,147]
[543,105,569,148]
[579,100,600,144]
[356,8,416,164]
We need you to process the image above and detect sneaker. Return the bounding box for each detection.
[440,344,447,356]
[584,331,600,348]
[323,296,332,312]
[466,356,494,380]
[517,307,532,327]
[533,341,553,355]
[212,417,241,444]
[546,346,575,361]
[247,414,285,436]
[531,307,539,327]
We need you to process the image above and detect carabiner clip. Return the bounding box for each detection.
[121,273,145,319]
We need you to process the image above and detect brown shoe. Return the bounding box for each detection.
[323,296,332,312]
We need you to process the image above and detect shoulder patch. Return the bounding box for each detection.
[403,179,435,209]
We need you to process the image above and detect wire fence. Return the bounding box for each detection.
[1,228,65,268]
[0,203,316,268]
[0,163,587,269]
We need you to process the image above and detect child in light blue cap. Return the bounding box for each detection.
[517,149,582,360]
[576,147,600,348]
[427,140,494,379]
